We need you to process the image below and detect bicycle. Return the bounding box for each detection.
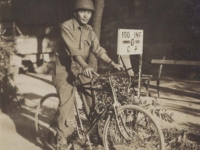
[35,70,165,150]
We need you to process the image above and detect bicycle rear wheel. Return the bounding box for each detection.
[35,93,59,150]
[103,105,165,150]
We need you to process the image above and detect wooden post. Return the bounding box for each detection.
[0,23,2,112]
[138,54,142,99]
[13,22,16,38]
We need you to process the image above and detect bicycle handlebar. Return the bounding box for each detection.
[91,71,100,77]
[78,70,127,78]
[96,71,127,77]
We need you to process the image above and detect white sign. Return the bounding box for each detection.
[117,29,143,55]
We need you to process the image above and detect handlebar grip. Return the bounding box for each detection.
[92,71,100,77]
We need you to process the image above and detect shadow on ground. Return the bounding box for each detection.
[181,122,200,131]
[25,73,53,85]
[6,92,60,150]
[6,106,45,149]
[163,102,200,117]
[149,79,200,100]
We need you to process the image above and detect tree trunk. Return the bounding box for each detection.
[92,0,105,40]
[87,0,105,72]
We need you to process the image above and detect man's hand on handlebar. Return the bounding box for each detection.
[110,61,124,71]
[82,66,94,78]
[81,62,124,78]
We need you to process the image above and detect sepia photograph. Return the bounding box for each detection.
[0,0,200,149]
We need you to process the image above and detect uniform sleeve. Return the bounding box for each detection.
[90,31,106,59]
[60,25,80,56]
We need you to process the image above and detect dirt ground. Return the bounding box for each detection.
[0,72,200,150]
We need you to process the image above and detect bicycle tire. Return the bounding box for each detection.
[103,105,165,150]
[35,93,59,150]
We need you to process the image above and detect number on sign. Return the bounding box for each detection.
[122,32,130,38]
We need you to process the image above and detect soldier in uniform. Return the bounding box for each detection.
[52,0,123,149]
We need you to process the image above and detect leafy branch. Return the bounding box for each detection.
[92,74,174,123]
[0,38,20,112]
[163,128,200,150]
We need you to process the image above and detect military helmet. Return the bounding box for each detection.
[74,0,94,11]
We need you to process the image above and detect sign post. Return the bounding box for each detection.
[117,29,143,99]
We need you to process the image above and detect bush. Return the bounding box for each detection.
[0,40,19,112]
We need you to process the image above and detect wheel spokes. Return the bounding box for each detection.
[105,107,162,150]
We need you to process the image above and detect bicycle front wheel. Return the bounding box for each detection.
[35,93,59,149]
[103,105,165,150]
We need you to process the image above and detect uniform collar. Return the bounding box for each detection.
[72,18,91,31]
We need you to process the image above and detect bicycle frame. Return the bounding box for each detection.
[74,71,133,148]
[35,69,164,149]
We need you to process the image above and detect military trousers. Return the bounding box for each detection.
[52,64,97,143]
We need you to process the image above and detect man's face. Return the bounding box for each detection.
[75,10,92,25]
